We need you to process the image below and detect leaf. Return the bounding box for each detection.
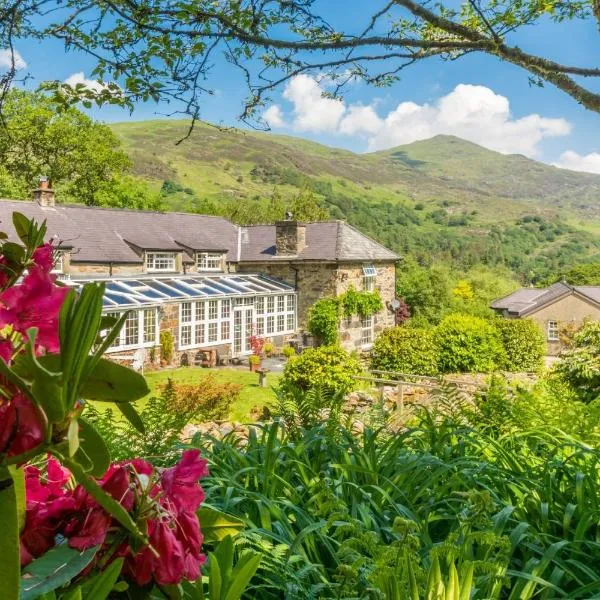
[67,419,80,457]
[12,212,32,245]
[10,466,26,532]
[75,418,111,477]
[20,544,99,600]
[197,507,245,544]
[81,358,150,402]
[84,557,124,600]
[223,551,261,600]
[0,468,20,600]
[116,402,145,434]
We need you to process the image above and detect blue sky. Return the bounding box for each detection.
[4,1,600,172]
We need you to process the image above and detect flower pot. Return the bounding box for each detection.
[249,359,261,371]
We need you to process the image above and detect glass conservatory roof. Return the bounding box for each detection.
[65,274,295,309]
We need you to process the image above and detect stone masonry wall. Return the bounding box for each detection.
[335,263,396,351]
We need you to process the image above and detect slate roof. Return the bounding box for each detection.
[0,200,399,264]
[491,282,600,316]
[240,221,399,262]
[0,200,238,264]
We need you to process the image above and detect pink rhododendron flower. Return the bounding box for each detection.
[0,393,44,457]
[67,507,112,551]
[101,464,135,511]
[0,265,68,354]
[161,449,209,514]
[31,244,55,271]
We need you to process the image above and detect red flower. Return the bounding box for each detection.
[32,244,55,272]
[152,520,186,585]
[0,393,44,457]
[66,507,112,551]
[101,464,134,511]
[160,450,208,515]
[176,510,206,581]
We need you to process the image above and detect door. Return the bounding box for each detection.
[233,306,254,355]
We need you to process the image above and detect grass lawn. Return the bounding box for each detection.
[138,367,281,422]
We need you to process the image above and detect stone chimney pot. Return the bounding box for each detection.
[275,220,306,256]
[32,176,56,207]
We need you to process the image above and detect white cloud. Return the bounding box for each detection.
[282,74,346,133]
[554,150,600,174]
[263,105,286,128]
[0,49,26,70]
[275,78,571,158]
[64,72,109,93]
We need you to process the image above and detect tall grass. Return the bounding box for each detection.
[190,411,600,598]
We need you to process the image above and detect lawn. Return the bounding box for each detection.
[140,367,281,422]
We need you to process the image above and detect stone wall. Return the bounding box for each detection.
[335,263,396,351]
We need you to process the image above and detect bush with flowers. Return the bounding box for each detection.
[0,213,259,599]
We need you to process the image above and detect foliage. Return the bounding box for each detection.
[248,354,261,366]
[160,329,174,363]
[281,345,361,396]
[307,298,341,345]
[248,335,265,356]
[547,262,600,285]
[263,341,274,356]
[495,318,546,372]
[0,212,218,600]
[282,345,296,359]
[435,314,506,373]
[370,327,439,375]
[87,377,241,462]
[307,289,383,345]
[554,321,600,403]
[394,297,411,325]
[187,402,600,599]
[5,0,599,123]
[0,90,132,205]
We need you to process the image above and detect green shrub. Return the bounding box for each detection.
[495,318,545,372]
[282,345,296,359]
[281,345,362,396]
[554,321,600,403]
[370,326,438,375]
[160,329,174,363]
[435,314,505,373]
[307,298,340,344]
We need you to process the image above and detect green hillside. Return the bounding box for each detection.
[111,119,600,283]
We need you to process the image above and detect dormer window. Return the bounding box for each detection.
[196,252,223,271]
[146,252,176,272]
[51,251,64,274]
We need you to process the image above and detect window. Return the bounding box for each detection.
[254,294,297,336]
[547,320,559,341]
[363,265,377,292]
[178,299,233,349]
[107,309,158,351]
[196,252,223,271]
[51,251,64,274]
[361,315,373,346]
[146,252,176,272]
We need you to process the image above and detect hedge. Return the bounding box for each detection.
[370,327,439,375]
[495,319,545,372]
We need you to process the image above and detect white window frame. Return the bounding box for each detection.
[51,251,64,274]
[254,294,296,337]
[547,320,560,341]
[106,309,159,352]
[361,314,374,346]
[196,252,224,271]
[146,252,176,272]
[178,299,232,350]
[363,265,377,292]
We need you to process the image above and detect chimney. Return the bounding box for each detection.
[275,216,306,256]
[32,176,56,207]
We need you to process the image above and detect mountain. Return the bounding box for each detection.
[110,119,600,281]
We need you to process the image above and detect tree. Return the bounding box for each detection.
[0,90,157,207]
[548,263,600,286]
[1,1,599,127]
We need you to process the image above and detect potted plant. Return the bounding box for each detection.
[249,353,262,371]
[282,345,296,360]
[264,341,275,357]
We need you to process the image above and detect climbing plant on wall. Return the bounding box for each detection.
[308,288,383,345]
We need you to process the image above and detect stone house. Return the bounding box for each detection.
[491,281,600,355]
[0,182,399,365]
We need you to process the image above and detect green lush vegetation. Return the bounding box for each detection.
[371,315,545,375]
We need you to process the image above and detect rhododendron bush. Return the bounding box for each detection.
[0,214,255,599]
